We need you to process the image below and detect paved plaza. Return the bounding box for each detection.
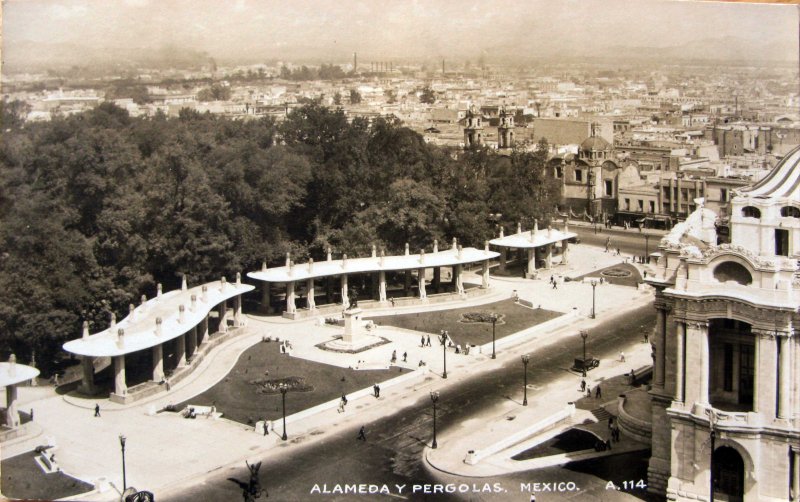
[1,242,657,501]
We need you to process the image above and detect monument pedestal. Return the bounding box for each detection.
[321,308,386,353]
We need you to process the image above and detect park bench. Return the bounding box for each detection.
[34,445,59,473]
[182,405,221,419]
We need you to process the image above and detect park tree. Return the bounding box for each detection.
[349,89,362,104]
[419,86,436,104]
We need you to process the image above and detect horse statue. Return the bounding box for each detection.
[227,460,267,501]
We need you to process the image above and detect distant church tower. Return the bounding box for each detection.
[464,106,483,148]
[497,105,515,149]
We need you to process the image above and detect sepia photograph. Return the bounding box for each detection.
[1,0,799,500]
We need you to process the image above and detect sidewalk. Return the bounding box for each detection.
[3,244,655,501]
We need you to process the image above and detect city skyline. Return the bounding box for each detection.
[3,0,798,71]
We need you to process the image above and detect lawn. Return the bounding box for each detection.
[367,299,562,348]
[175,341,408,425]
[1,451,93,501]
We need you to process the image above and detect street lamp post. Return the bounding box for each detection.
[440,330,448,379]
[580,330,589,377]
[430,391,439,449]
[644,234,650,263]
[521,354,530,406]
[490,313,498,359]
[279,383,288,441]
[118,434,127,492]
[590,280,597,319]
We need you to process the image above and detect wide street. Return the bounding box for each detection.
[570,225,661,259]
[162,304,655,501]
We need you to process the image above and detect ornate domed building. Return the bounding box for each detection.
[646,145,800,501]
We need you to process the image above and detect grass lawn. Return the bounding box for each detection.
[1,451,93,501]
[571,262,643,288]
[367,299,562,348]
[175,341,408,425]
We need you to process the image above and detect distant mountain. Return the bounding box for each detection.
[602,36,796,63]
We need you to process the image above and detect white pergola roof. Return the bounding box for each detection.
[0,362,39,388]
[489,228,576,249]
[247,246,499,283]
[63,279,254,358]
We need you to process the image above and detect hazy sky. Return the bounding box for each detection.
[3,0,798,61]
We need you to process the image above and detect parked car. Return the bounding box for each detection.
[567,236,581,244]
[572,357,600,373]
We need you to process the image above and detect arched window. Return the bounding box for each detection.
[713,261,752,285]
[741,206,761,218]
[780,206,800,218]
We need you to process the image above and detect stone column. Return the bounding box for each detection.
[5,385,19,427]
[675,321,686,403]
[114,355,127,396]
[454,264,464,295]
[199,315,209,346]
[754,329,778,417]
[233,295,242,326]
[340,275,349,307]
[188,326,198,359]
[80,356,96,395]
[793,448,800,501]
[499,248,507,272]
[378,270,387,302]
[176,334,187,367]
[526,248,537,278]
[699,321,710,405]
[286,282,296,314]
[307,279,316,310]
[562,239,569,265]
[779,334,792,419]
[218,300,228,333]
[152,345,164,382]
[545,244,552,269]
[418,269,427,299]
[481,261,489,289]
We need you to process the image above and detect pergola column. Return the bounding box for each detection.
[418,269,427,299]
[114,355,127,396]
[545,244,553,269]
[152,345,164,382]
[286,281,296,314]
[499,248,507,272]
[454,264,464,295]
[219,299,228,333]
[562,239,569,265]
[674,321,685,403]
[234,295,242,326]
[433,268,441,293]
[307,279,316,310]
[188,326,198,359]
[80,356,96,395]
[198,315,209,346]
[340,275,349,307]
[5,385,19,428]
[378,270,387,302]
[176,334,187,368]
[779,334,792,419]
[526,248,537,278]
[481,261,490,289]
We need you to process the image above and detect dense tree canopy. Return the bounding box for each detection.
[0,101,558,373]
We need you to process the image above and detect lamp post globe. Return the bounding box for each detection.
[430,391,439,449]
[590,280,597,319]
[521,354,530,406]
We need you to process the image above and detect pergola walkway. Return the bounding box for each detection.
[63,275,254,403]
[248,238,500,319]
[489,221,577,278]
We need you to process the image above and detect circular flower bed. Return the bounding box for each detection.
[459,312,505,324]
[250,376,314,394]
[600,267,632,278]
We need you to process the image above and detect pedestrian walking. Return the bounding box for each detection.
[619,351,626,362]
[341,393,348,405]
[426,335,431,347]
[373,384,379,398]
[630,368,636,384]
[94,404,100,417]
[375,385,381,398]
[30,408,34,421]
[338,399,345,414]
[391,350,397,363]
[357,426,367,441]
[263,420,269,436]
[420,335,425,347]
[595,385,602,399]
[580,379,586,392]
[390,297,395,307]
[402,351,407,362]
[643,331,649,343]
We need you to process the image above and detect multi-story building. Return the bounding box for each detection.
[646,145,800,501]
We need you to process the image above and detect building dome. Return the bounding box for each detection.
[579,134,612,153]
